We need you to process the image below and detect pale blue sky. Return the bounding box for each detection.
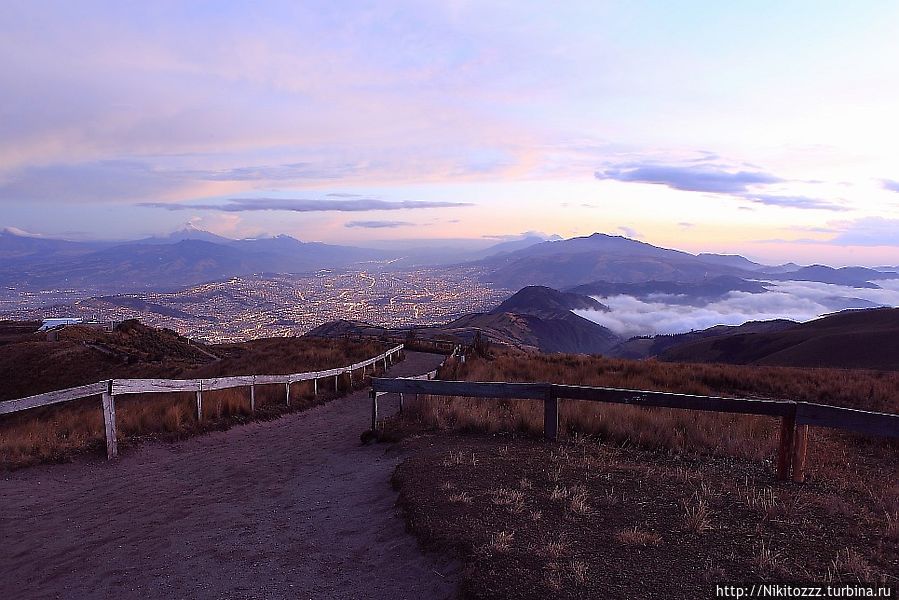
[1,1,898,264]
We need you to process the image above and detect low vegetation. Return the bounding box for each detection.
[393,347,897,462]
[0,325,397,468]
[394,436,898,598]
[384,347,898,596]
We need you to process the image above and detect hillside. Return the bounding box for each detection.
[0,320,385,401]
[476,233,744,288]
[661,307,899,370]
[476,232,899,290]
[567,275,768,304]
[491,285,609,316]
[610,319,797,359]
[308,286,621,354]
[767,265,899,288]
[445,310,619,354]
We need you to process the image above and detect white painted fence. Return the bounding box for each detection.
[0,344,404,459]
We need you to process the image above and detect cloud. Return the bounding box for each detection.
[743,194,848,211]
[186,214,251,237]
[678,222,694,229]
[139,198,473,213]
[595,163,782,194]
[595,161,846,211]
[481,230,555,241]
[344,220,414,228]
[574,280,899,338]
[617,226,642,239]
[1,226,44,237]
[882,179,899,193]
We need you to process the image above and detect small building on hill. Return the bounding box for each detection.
[38,317,83,331]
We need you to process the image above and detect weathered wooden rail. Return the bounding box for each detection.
[335,333,459,354]
[370,377,899,482]
[0,344,404,459]
[369,345,461,428]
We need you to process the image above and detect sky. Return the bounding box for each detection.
[2,1,898,265]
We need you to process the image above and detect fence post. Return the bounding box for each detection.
[776,407,796,481]
[399,392,404,413]
[335,374,339,392]
[285,381,290,406]
[250,377,256,413]
[102,380,118,459]
[544,388,559,441]
[196,381,203,422]
[370,390,378,430]
[791,424,809,483]
[313,378,318,397]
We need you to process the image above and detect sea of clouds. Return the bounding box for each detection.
[573,279,899,339]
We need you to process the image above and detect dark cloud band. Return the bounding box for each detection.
[595,161,845,211]
[595,164,781,193]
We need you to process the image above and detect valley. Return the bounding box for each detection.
[2,266,510,343]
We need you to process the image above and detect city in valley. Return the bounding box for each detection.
[0,266,510,342]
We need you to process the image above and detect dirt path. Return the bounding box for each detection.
[0,352,457,600]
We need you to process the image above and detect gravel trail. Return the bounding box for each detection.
[1,351,457,600]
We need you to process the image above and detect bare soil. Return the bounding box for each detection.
[392,433,898,600]
[0,352,458,600]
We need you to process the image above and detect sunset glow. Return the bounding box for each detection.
[2,1,898,264]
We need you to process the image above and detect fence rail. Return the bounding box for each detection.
[1,344,405,460]
[370,376,899,483]
[369,345,460,429]
[334,333,458,354]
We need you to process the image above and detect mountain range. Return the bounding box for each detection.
[4,226,898,296]
[0,225,405,292]
[475,232,899,289]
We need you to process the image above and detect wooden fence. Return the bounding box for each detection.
[370,376,899,483]
[0,344,404,460]
[369,345,461,429]
[335,334,458,354]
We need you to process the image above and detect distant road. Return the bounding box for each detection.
[0,352,457,600]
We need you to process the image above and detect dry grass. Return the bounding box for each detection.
[683,497,713,533]
[389,347,898,552]
[614,527,662,547]
[541,538,568,559]
[399,347,898,468]
[827,548,881,583]
[393,434,899,598]
[449,491,474,504]
[0,339,398,468]
[491,488,526,514]
[483,531,515,554]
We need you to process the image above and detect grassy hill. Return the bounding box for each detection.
[0,320,389,467]
[661,308,899,370]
